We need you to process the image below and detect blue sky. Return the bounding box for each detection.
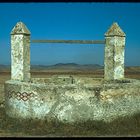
[0,2,140,66]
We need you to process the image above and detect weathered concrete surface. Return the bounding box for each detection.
[104,22,126,80]
[4,76,140,123]
[11,22,30,82]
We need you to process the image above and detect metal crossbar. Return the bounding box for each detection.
[31,39,105,44]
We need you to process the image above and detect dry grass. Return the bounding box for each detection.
[0,107,140,137]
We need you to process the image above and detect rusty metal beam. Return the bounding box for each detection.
[31,39,105,44]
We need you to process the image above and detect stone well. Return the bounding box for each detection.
[4,22,140,123]
[5,76,140,122]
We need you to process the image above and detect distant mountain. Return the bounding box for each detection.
[30,63,103,72]
[1,63,140,73]
[53,63,101,67]
[0,65,10,72]
[0,63,104,71]
[54,63,79,67]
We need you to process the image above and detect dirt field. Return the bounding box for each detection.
[0,68,140,137]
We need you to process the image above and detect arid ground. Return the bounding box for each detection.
[0,65,140,137]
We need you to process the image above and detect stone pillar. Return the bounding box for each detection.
[11,22,31,82]
[104,22,126,80]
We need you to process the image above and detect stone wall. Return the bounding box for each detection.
[4,77,140,123]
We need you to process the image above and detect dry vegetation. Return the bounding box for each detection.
[0,67,140,137]
[0,107,140,137]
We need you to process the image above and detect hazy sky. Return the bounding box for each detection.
[0,2,140,66]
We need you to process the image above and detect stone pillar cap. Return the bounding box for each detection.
[105,22,126,37]
[11,21,31,35]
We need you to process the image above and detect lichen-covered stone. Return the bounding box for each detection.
[4,77,140,123]
[11,22,31,35]
[104,22,125,80]
[105,22,126,37]
[11,22,30,82]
